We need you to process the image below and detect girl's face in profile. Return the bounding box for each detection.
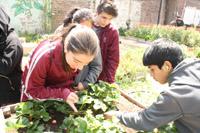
[64,50,94,71]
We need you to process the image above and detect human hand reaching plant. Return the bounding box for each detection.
[74,82,85,91]
[66,92,79,112]
[104,110,121,120]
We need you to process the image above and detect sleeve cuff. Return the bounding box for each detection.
[62,89,71,101]
[81,81,88,89]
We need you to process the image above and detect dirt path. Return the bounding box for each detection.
[120,37,150,48]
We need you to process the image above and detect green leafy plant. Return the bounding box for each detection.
[19,32,43,42]
[121,25,200,47]
[116,46,148,88]
[6,81,124,132]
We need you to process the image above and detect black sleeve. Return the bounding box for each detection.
[0,32,23,75]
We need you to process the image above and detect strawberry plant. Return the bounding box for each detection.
[6,81,124,133]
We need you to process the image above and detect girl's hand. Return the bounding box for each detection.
[66,92,79,112]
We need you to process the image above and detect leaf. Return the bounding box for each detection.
[33,1,44,10]
[74,117,88,132]
[17,117,30,126]
[79,95,94,104]
[5,121,25,129]
[14,6,25,16]
[93,99,107,112]
[36,124,45,132]
[12,81,124,132]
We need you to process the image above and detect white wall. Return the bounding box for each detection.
[0,0,45,34]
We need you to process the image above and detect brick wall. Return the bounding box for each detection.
[165,0,177,24]
[138,0,166,25]
[51,0,94,31]
[140,0,160,24]
[51,0,200,30]
[114,0,166,27]
[51,0,167,29]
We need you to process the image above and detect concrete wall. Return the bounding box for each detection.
[186,0,200,9]
[183,0,200,25]
[0,0,46,34]
[110,0,141,28]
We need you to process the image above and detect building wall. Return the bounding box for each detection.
[0,0,46,34]
[51,0,93,31]
[102,0,166,27]
[113,0,167,27]
[186,0,200,9]
[177,0,186,15]
[140,0,160,24]
[2,0,200,34]
[164,0,177,24]
[111,0,141,28]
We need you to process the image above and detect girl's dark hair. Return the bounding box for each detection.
[63,8,80,27]
[62,24,99,57]
[97,2,118,17]
[72,8,93,23]
[63,8,93,27]
[100,0,114,4]
[143,38,184,69]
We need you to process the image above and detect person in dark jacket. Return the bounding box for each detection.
[105,38,200,132]
[55,8,102,91]
[93,2,119,83]
[0,7,23,106]
[21,24,99,112]
[170,15,184,27]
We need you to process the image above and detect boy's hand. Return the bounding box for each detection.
[74,82,85,91]
[66,92,79,112]
[104,110,121,119]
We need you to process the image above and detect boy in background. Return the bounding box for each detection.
[93,2,119,83]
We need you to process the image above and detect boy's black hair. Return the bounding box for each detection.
[97,2,118,17]
[143,38,184,69]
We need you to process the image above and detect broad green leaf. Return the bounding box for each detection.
[93,99,107,112]
[33,1,44,10]
[14,6,25,16]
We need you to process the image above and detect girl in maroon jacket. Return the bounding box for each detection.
[21,24,99,111]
